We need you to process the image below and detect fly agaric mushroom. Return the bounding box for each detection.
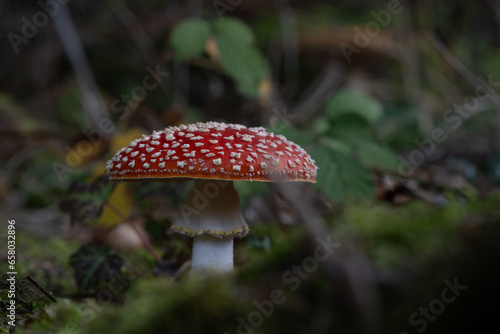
[107,122,317,272]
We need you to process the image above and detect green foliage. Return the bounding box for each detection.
[169,17,269,98]
[0,275,56,330]
[59,175,116,225]
[212,18,255,45]
[278,90,397,203]
[311,146,375,202]
[69,245,125,292]
[169,18,212,60]
[325,90,383,123]
[333,195,500,271]
[89,277,252,334]
[24,299,96,334]
[216,34,269,98]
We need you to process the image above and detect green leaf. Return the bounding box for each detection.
[212,18,255,45]
[311,146,374,203]
[325,90,383,123]
[216,35,269,98]
[69,244,125,292]
[59,175,116,225]
[328,114,399,170]
[357,142,399,170]
[170,18,211,60]
[328,114,373,147]
[272,120,314,147]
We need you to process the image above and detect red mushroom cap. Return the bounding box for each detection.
[107,122,317,182]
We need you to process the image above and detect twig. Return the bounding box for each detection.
[273,0,300,95]
[274,183,383,333]
[53,4,110,130]
[111,1,172,130]
[105,200,163,264]
[111,1,159,67]
[426,31,500,107]
[291,61,345,121]
[25,274,57,303]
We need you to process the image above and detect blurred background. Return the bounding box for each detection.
[1,0,500,333]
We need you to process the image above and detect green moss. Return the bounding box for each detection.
[333,193,500,270]
[89,276,253,334]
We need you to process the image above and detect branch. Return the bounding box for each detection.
[53,4,110,130]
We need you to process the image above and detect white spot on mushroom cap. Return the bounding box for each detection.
[213,158,222,166]
[257,143,269,149]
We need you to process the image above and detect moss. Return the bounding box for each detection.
[333,193,500,271]
[89,276,253,334]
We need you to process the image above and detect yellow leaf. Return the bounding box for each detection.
[111,128,148,154]
[96,182,133,228]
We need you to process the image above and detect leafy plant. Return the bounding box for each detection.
[282,90,399,203]
[59,175,116,225]
[169,17,269,98]
[169,19,212,60]
[69,244,125,292]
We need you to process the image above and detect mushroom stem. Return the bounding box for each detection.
[172,179,248,273]
[192,235,233,272]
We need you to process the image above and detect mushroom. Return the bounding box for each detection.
[107,122,317,272]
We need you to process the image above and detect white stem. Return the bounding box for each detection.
[171,179,248,273]
[192,235,234,272]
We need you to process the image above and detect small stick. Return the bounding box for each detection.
[25,274,57,303]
